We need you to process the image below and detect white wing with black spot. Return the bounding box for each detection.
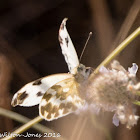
[39,78,85,121]
[11,73,73,107]
[59,18,79,74]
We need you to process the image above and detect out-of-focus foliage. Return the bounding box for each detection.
[0,0,139,140]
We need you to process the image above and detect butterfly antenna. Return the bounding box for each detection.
[80,32,92,62]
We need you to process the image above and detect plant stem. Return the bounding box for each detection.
[133,101,140,106]
[1,115,65,140]
[1,116,42,140]
[90,26,140,78]
[0,107,52,133]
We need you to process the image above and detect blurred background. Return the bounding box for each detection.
[0,0,140,139]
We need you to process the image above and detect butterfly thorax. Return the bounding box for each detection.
[74,64,93,83]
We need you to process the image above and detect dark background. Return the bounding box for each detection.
[0,0,140,139]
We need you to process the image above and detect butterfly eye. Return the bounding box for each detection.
[77,66,83,72]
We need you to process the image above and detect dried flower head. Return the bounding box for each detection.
[81,60,140,129]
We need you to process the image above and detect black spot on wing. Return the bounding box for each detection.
[37,92,44,97]
[52,105,58,113]
[11,98,17,107]
[18,91,28,103]
[43,93,53,102]
[54,112,59,118]
[40,102,53,119]
[33,79,42,85]
[40,106,45,116]
[65,37,69,47]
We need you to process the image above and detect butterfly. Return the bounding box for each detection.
[11,18,92,121]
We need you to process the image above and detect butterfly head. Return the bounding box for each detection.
[74,64,93,82]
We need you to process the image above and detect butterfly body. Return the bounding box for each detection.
[11,18,92,121]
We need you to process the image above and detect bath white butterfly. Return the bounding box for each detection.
[11,18,92,121]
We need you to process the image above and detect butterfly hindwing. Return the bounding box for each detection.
[11,73,72,107]
[59,18,79,74]
[39,78,85,121]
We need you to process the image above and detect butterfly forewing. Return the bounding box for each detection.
[39,78,85,121]
[11,73,72,107]
[59,18,79,74]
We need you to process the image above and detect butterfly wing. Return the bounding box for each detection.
[59,18,79,74]
[39,78,85,121]
[11,73,73,107]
